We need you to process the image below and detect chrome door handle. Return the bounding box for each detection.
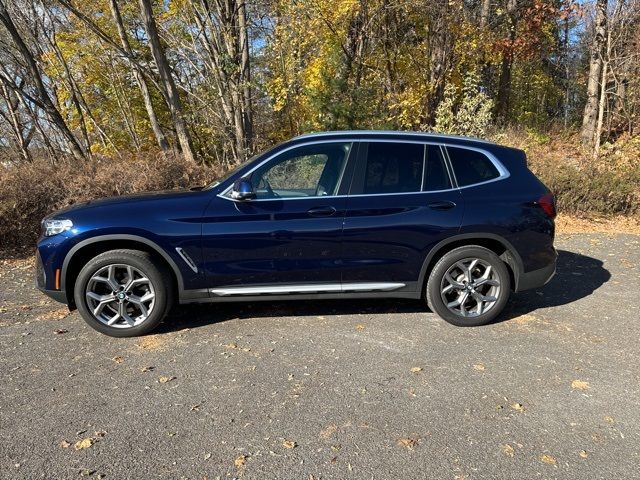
[307,206,337,217]
[427,201,456,211]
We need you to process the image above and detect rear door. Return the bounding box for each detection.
[340,141,464,293]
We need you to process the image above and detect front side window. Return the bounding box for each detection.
[353,142,424,195]
[245,142,351,199]
[447,146,500,187]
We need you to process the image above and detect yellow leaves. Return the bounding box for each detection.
[74,438,94,450]
[571,380,590,391]
[510,403,525,413]
[473,363,486,371]
[397,437,419,449]
[158,376,176,384]
[500,444,515,457]
[355,324,365,331]
[282,440,297,449]
[234,454,247,468]
[579,450,589,459]
[540,454,557,466]
[410,367,423,374]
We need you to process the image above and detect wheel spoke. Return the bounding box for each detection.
[86,263,155,328]
[441,257,502,319]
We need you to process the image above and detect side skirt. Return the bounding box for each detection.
[178,282,421,304]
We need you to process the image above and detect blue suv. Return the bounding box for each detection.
[37,131,557,337]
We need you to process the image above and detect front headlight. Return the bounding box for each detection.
[43,219,73,237]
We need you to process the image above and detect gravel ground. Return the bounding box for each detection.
[1,233,639,479]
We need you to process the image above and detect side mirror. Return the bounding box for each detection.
[231,178,256,200]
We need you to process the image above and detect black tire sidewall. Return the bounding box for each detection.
[74,250,170,337]
[426,246,510,327]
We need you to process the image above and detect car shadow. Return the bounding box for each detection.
[156,249,610,333]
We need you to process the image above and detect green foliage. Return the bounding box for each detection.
[434,72,494,138]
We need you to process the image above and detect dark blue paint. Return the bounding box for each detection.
[36,131,555,305]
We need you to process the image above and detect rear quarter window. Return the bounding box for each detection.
[447,146,500,187]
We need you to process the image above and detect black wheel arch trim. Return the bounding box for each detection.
[418,233,524,290]
[60,234,185,297]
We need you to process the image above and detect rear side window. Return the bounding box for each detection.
[447,146,500,187]
[354,142,424,195]
[423,145,451,191]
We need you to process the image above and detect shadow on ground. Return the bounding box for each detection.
[157,249,611,333]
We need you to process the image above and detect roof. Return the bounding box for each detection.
[292,130,495,145]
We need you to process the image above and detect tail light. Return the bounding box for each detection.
[536,193,556,219]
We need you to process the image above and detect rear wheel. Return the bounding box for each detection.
[426,246,510,327]
[74,249,174,337]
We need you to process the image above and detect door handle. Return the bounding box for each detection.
[427,201,456,211]
[307,206,337,217]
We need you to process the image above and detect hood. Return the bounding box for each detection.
[49,189,199,218]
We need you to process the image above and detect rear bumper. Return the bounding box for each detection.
[515,249,557,292]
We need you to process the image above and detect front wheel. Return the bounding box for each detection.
[74,249,174,337]
[426,246,510,327]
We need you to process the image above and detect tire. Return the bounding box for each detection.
[74,249,174,337]
[426,246,510,327]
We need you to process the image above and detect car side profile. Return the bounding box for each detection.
[36,131,557,337]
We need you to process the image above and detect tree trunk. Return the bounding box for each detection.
[480,0,491,28]
[0,0,86,160]
[495,0,517,123]
[0,83,32,162]
[109,0,170,153]
[137,0,196,162]
[581,0,608,146]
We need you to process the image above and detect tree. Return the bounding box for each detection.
[581,0,608,146]
[0,0,86,159]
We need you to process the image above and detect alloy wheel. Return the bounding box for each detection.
[440,258,501,318]
[85,264,155,328]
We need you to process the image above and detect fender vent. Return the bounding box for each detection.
[175,247,198,273]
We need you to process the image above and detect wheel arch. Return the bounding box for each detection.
[418,233,523,293]
[61,235,183,307]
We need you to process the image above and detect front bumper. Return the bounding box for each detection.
[37,287,68,304]
[515,248,557,292]
[35,250,68,305]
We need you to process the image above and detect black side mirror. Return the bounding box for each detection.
[231,178,256,200]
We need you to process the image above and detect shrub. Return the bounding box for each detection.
[0,153,220,255]
[434,72,494,139]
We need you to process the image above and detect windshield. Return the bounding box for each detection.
[204,155,256,190]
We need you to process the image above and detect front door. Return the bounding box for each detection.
[341,141,464,293]
[201,141,356,291]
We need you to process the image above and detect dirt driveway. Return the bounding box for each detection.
[1,233,639,479]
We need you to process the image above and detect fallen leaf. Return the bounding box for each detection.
[410,367,423,373]
[54,329,68,335]
[540,454,557,466]
[397,437,419,449]
[74,438,94,450]
[282,440,297,449]
[60,440,71,448]
[571,380,590,391]
[473,364,485,371]
[80,469,95,477]
[500,444,515,457]
[112,356,123,364]
[158,376,176,384]
[234,454,247,467]
[140,366,155,372]
[355,324,365,331]
[225,343,238,349]
[511,403,525,413]
[94,431,106,438]
[579,450,589,459]
[604,416,614,424]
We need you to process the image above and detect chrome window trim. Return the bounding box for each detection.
[443,144,510,190]
[217,138,510,202]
